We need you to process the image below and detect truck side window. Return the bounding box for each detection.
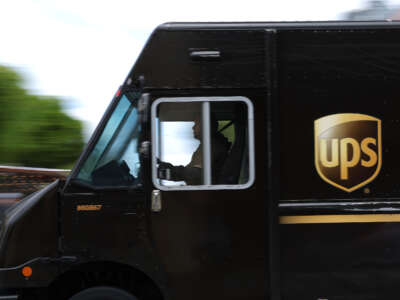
[151,97,255,190]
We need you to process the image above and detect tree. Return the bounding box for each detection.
[0,65,84,168]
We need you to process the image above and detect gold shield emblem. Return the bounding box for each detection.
[315,113,382,192]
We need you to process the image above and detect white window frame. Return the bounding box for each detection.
[151,96,255,191]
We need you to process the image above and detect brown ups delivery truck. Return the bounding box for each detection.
[1,21,400,300]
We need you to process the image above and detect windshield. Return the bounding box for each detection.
[76,94,141,187]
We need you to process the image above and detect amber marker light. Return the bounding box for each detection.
[22,266,32,278]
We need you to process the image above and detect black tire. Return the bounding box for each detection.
[69,286,137,300]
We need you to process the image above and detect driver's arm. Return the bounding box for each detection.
[158,161,201,185]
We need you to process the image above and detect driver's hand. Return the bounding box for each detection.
[158,160,174,170]
[157,160,173,180]
[157,159,185,181]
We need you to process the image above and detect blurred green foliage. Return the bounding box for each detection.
[0,65,84,168]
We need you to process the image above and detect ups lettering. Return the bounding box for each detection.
[315,113,381,192]
[319,137,377,180]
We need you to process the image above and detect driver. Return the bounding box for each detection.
[158,115,230,185]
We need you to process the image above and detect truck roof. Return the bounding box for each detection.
[158,20,400,31]
[126,20,400,90]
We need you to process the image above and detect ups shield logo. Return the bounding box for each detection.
[315,113,382,192]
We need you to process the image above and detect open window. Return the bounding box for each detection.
[151,96,255,190]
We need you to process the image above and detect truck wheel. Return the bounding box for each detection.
[69,286,138,300]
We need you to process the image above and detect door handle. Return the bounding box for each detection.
[152,190,162,212]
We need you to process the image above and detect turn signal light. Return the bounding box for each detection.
[22,266,32,278]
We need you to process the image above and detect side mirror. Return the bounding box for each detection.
[138,93,150,123]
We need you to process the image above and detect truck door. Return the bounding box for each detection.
[61,92,149,262]
[148,95,266,300]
